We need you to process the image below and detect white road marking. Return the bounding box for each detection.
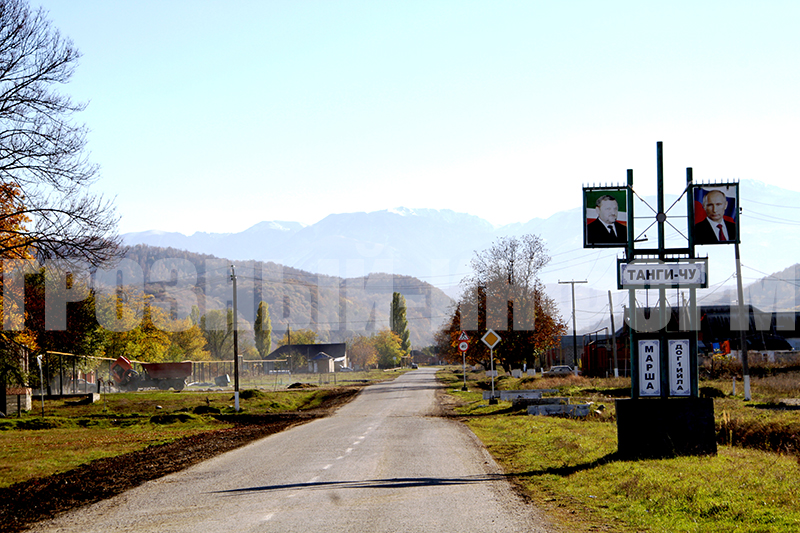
[323,464,332,470]
[263,513,275,521]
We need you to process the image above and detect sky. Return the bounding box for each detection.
[33,1,800,236]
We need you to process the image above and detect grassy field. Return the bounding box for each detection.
[0,369,406,488]
[0,389,309,488]
[439,367,800,533]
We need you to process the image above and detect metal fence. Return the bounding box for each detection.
[27,352,344,395]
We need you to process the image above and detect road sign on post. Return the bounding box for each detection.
[481,330,500,349]
[458,331,469,391]
[482,329,501,404]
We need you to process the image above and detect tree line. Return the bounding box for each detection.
[5,265,413,373]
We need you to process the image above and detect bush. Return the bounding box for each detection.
[238,389,264,400]
[15,418,61,430]
[700,386,727,398]
[150,413,195,424]
[717,412,800,455]
[288,382,315,389]
[701,353,800,379]
[192,405,221,415]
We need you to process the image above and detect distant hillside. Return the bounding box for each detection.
[123,180,800,336]
[123,244,454,347]
[701,263,800,312]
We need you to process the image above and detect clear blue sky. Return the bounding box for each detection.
[35,1,800,235]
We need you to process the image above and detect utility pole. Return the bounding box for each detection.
[559,280,587,369]
[734,242,751,400]
[608,290,619,378]
[231,265,240,411]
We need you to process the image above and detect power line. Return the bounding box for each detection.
[746,198,800,210]
[744,210,800,226]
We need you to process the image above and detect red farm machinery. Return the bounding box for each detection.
[110,356,192,391]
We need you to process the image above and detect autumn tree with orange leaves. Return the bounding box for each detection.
[0,181,36,405]
[435,235,566,372]
[0,0,121,410]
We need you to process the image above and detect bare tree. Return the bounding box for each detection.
[464,234,551,325]
[0,0,119,266]
[439,234,566,371]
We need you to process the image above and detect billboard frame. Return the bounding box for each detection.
[583,186,629,248]
[690,182,740,246]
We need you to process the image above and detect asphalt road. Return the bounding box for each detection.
[28,368,553,532]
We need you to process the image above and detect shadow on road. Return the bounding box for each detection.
[213,474,505,495]
[510,452,629,479]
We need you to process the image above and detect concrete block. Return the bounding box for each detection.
[527,403,590,417]
[616,398,716,458]
[500,390,542,400]
[483,389,560,401]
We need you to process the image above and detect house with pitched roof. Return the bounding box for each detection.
[267,343,348,373]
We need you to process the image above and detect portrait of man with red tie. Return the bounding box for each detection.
[584,190,628,247]
[693,186,738,245]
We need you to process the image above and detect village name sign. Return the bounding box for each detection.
[583,142,738,458]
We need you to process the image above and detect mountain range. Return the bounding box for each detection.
[124,179,800,334]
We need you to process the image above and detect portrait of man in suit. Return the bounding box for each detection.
[694,189,737,245]
[586,194,627,245]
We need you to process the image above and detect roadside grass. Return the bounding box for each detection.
[439,367,800,532]
[0,423,216,489]
[467,413,800,532]
[0,386,363,488]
